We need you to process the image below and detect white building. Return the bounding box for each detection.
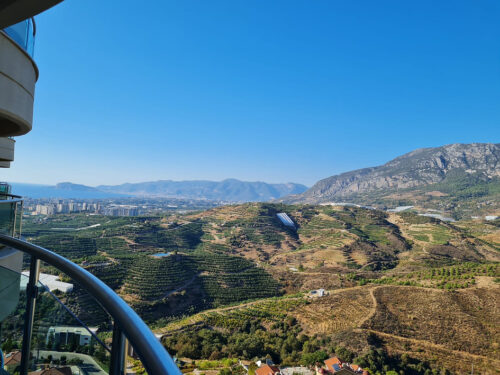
[35,204,55,215]
[21,272,73,293]
[46,326,97,346]
[309,288,326,297]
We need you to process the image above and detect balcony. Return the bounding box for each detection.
[0,190,181,375]
[0,138,16,168]
[0,18,38,137]
[0,190,24,344]
[0,189,23,238]
[3,17,35,57]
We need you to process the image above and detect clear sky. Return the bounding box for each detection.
[4,0,500,186]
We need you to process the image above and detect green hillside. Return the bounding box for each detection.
[19,202,500,374]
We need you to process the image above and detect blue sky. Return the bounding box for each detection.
[4,0,500,186]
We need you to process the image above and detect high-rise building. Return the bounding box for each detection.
[0,4,49,321]
[0,3,178,374]
[35,204,55,215]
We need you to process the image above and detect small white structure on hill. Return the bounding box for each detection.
[309,288,326,297]
[387,206,414,213]
[256,359,275,367]
[419,213,455,222]
[277,213,295,228]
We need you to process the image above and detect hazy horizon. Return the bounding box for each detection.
[7,141,498,187]
[8,179,311,188]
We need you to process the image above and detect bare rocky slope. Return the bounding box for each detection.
[282,143,499,204]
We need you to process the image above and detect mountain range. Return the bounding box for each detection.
[10,183,126,199]
[10,143,499,214]
[97,179,307,201]
[11,179,307,202]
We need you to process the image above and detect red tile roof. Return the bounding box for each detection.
[324,357,343,371]
[255,364,280,375]
[350,364,361,372]
[4,351,22,366]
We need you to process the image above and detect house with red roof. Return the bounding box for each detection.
[255,364,281,375]
[324,357,343,372]
[4,351,22,372]
[320,357,367,375]
[350,365,362,372]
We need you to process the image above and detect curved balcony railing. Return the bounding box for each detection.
[2,18,35,57]
[0,234,182,375]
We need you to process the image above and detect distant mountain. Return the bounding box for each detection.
[9,183,126,199]
[10,179,307,202]
[55,182,100,192]
[98,179,307,202]
[282,143,500,208]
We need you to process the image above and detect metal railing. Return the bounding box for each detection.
[0,234,182,375]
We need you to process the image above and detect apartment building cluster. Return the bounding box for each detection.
[31,200,101,215]
[100,204,140,217]
[27,199,141,217]
[24,197,222,217]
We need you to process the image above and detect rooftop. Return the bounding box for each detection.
[21,271,73,292]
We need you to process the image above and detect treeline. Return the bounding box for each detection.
[163,318,438,375]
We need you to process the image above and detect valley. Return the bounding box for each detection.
[19,201,500,374]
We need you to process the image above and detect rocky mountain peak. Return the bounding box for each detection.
[283,143,499,204]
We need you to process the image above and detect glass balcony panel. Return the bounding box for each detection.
[0,265,26,374]
[26,20,35,57]
[0,201,15,236]
[29,264,112,374]
[0,183,11,198]
[36,261,114,332]
[2,19,35,57]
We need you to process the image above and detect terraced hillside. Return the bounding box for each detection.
[185,203,499,272]
[118,253,281,320]
[21,203,500,374]
[23,204,500,300]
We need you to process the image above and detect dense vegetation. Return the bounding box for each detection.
[163,308,435,375]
